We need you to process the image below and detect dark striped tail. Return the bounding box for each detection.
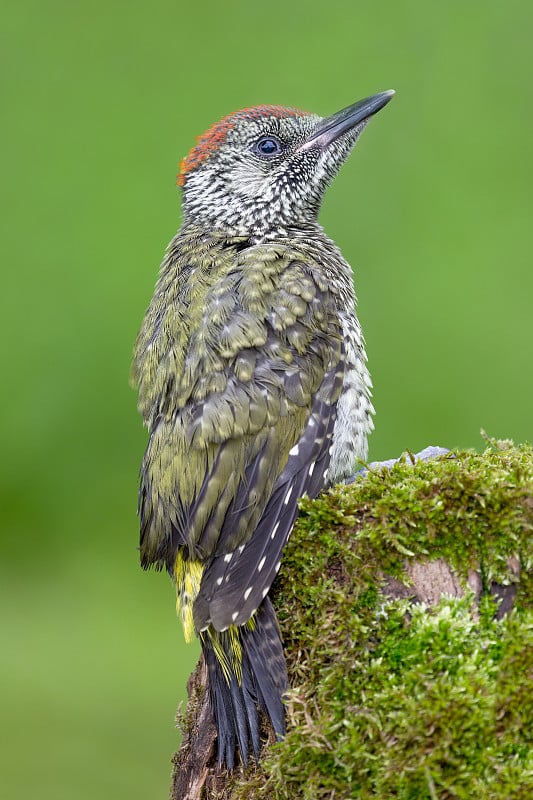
[201,596,288,769]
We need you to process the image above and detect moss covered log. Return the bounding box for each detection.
[171,442,533,799]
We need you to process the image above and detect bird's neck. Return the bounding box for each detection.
[180,218,329,247]
[172,221,356,304]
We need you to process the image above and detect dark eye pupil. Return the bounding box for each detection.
[259,138,277,154]
[256,136,281,156]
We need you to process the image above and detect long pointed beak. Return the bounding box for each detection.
[301,90,395,151]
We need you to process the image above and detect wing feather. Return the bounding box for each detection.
[194,354,345,630]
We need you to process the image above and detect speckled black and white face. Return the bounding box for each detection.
[178,105,369,238]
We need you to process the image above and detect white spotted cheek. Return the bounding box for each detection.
[228,164,274,200]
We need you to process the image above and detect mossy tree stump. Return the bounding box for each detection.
[171,444,533,799]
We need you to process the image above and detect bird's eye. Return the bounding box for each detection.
[254,135,284,157]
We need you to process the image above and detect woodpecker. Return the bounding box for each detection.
[132,90,394,768]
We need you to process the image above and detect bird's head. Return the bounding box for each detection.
[177,91,394,238]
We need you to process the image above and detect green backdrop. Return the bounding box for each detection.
[2,1,531,798]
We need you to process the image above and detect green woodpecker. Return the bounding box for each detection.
[132,90,394,768]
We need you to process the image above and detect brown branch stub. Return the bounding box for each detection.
[382,558,475,607]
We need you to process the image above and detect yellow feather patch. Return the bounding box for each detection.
[201,616,257,684]
[174,553,204,643]
[174,550,259,685]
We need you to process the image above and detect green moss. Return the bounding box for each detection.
[231,444,533,799]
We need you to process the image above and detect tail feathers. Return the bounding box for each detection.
[240,657,261,756]
[202,597,288,769]
[244,600,287,737]
[204,651,238,768]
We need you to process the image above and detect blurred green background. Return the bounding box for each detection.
[1,0,531,797]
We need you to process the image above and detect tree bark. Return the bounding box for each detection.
[168,444,531,798]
